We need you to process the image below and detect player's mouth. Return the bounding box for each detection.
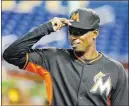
[71,40,80,48]
[71,42,80,48]
[71,44,79,48]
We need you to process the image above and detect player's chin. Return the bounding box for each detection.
[73,47,85,52]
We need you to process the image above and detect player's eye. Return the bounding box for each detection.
[69,27,94,36]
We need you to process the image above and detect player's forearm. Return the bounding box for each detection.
[3,21,54,68]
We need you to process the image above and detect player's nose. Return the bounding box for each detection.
[70,35,77,41]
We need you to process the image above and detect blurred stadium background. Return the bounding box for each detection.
[1,1,128,105]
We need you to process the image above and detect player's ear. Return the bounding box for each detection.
[92,29,99,40]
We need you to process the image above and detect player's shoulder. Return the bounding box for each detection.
[36,48,73,58]
[29,48,73,56]
[41,48,72,54]
[102,53,124,71]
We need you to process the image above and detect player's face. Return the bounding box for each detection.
[69,27,97,52]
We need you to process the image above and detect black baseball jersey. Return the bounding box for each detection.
[3,21,128,106]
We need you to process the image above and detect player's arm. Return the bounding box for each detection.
[3,21,53,69]
[111,64,128,105]
[3,17,73,69]
[3,17,72,105]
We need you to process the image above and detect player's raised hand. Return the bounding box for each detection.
[50,17,73,31]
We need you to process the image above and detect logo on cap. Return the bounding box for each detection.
[70,12,80,22]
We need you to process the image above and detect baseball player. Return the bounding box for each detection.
[3,8,128,106]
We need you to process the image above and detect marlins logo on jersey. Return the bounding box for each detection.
[90,71,112,98]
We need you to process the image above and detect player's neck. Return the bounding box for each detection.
[82,43,98,61]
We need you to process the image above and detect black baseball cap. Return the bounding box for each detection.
[70,8,100,29]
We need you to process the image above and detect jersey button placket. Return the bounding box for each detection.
[79,94,83,100]
[79,92,84,100]
[77,64,85,105]
[82,65,88,83]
